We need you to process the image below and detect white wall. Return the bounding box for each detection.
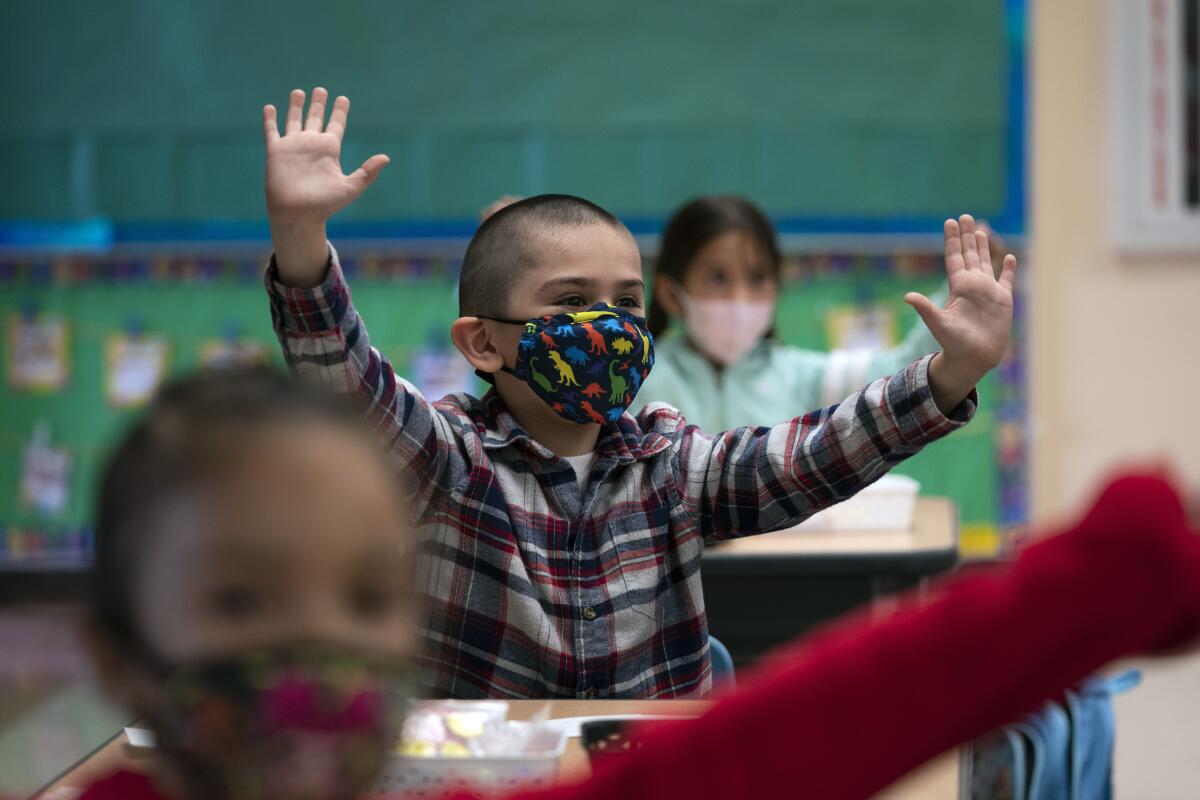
[1030,0,1200,522]
[1031,3,1200,796]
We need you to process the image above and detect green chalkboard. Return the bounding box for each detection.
[0,0,1010,221]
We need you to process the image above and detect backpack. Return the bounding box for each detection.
[961,670,1142,800]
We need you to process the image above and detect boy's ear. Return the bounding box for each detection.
[654,276,684,318]
[449,317,506,375]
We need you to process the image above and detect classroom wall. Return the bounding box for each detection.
[1030,0,1200,522]
[1032,9,1200,790]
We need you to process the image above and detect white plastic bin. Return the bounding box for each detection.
[372,728,567,798]
[372,701,567,798]
[794,474,921,531]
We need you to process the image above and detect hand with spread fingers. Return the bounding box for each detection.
[906,214,1017,413]
[262,87,390,287]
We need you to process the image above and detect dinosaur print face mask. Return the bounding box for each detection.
[478,303,655,425]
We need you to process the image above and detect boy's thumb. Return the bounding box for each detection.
[349,154,390,189]
[904,292,942,332]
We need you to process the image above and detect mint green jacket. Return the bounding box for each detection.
[631,289,947,433]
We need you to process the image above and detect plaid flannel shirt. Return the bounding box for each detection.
[266,248,975,700]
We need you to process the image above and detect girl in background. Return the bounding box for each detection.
[635,195,950,431]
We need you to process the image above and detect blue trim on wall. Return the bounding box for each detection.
[0,219,115,249]
[112,219,490,242]
[996,0,1028,234]
[0,2,1026,247]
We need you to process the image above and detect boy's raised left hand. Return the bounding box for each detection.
[905,214,1017,413]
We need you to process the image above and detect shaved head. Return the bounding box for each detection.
[459,194,632,318]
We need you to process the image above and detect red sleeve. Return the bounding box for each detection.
[78,770,166,800]
[509,473,1200,800]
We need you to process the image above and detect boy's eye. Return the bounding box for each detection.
[617,296,642,309]
[210,585,266,621]
[749,271,770,287]
[557,295,587,308]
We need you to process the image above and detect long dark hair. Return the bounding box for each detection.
[648,196,782,339]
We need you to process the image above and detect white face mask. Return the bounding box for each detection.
[674,286,774,366]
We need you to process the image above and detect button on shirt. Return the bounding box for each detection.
[266,250,974,699]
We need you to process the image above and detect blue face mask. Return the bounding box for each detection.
[479,303,655,425]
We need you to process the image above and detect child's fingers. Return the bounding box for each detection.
[305,87,328,132]
[285,89,305,135]
[326,96,350,141]
[359,153,390,175]
[975,230,994,276]
[998,254,1018,293]
[959,214,976,236]
[943,219,965,277]
[959,214,979,271]
[905,291,945,335]
[348,154,391,190]
[262,105,279,143]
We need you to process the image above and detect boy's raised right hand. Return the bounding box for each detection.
[263,88,390,287]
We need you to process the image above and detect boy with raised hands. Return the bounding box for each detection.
[261,87,1017,700]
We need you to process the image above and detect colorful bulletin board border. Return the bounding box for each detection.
[0,251,462,286]
[0,524,93,571]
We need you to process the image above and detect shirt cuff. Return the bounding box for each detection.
[893,353,977,444]
[263,243,350,334]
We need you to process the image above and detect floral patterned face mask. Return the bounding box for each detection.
[479,303,655,425]
[142,643,417,800]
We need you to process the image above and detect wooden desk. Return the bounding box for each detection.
[38,700,957,799]
[704,497,958,565]
[701,497,959,666]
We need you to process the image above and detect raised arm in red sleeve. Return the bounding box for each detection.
[80,474,1200,800]
[514,473,1200,800]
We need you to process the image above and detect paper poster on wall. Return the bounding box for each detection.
[199,338,269,369]
[1111,0,1200,250]
[824,305,896,350]
[106,333,170,408]
[6,313,69,392]
[19,421,72,517]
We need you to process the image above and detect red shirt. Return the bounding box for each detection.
[80,473,1200,800]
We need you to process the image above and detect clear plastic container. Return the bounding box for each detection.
[372,729,566,798]
[372,701,567,798]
